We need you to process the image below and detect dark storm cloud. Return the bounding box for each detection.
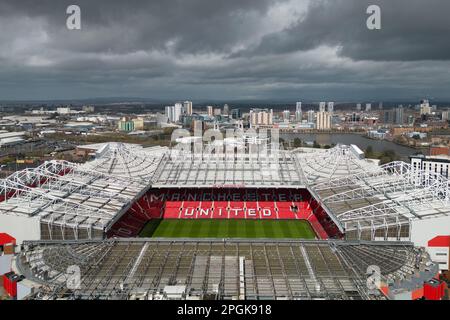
[0,0,276,54]
[0,0,449,100]
[241,0,450,61]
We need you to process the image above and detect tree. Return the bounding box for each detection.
[365,145,374,157]
[378,149,399,165]
[379,156,391,165]
[293,138,302,148]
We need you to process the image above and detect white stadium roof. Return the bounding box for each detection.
[0,142,449,242]
[294,144,380,185]
[81,143,167,182]
[310,161,450,240]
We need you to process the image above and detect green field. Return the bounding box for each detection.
[139,219,316,239]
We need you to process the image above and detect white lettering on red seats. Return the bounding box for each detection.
[261,209,272,216]
[230,208,243,216]
[184,208,195,216]
[198,208,211,217]
[215,208,226,217]
[247,208,257,216]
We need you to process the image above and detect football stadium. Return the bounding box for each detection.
[1,142,449,300]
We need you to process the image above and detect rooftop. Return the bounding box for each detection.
[17,238,433,300]
[1,142,449,242]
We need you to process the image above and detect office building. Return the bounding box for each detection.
[249,109,273,127]
[231,109,241,119]
[319,102,326,112]
[420,100,432,115]
[327,102,334,113]
[184,101,193,116]
[316,111,332,130]
[411,154,450,180]
[223,104,229,116]
[307,110,315,123]
[207,106,214,117]
[295,102,302,122]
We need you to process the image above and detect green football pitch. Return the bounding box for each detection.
[139,219,316,239]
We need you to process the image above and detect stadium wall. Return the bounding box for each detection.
[0,215,40,246]
[410,215,450,247]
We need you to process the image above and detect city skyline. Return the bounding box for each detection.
[0,0,450,101]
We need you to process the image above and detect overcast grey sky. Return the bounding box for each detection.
[0,0,449,101]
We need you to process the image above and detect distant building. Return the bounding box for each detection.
[174,103,183,121]
[368,130,388,140]
[295,102,302,122]
[207,106,214,117]
[183,101,193,116]
[118,117,144,132]
[441,110,449,121]
[282,110,290,122]
[165,103,183,123]
[249,108,273,127]
[165,106,174,122]
[213,108,222,116]
[383,106,404,125]
[307,110,315,123]
[319,102,326,112]
[56,107,71,115]
[316,111,331,130]
[395,106,405,125]
[365,103,372,112]
[420,100,432,115]
[118,117,134,132]
[356,103,362,111]
[411,154,450,180]
[327,102,334,113]
[350,112,360,123]
[0,131,26,147]
[82,105,95,113]
[430,146,450,157]
[231,108,241,119]
[133,117,144,130]
[223,104,229,116]
[383,110,394,124]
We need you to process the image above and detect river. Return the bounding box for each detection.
[280,133,420,159]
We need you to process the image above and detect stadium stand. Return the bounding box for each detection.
[17,239,439,300]
[108,188,340,239]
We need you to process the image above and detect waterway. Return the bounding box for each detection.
[281,133,420,159]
